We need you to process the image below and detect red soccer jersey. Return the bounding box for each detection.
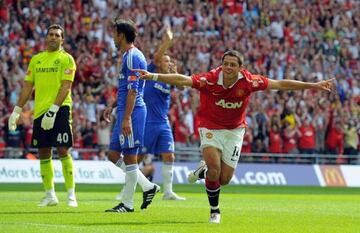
[191,67,268,129]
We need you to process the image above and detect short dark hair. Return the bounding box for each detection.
[46,24,64,38]
[112,18,137,43]
[222,50,244,66]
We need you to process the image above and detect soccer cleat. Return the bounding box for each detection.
[209,213,221,224]
[67,196,78,207]
[38,195,59,207]
[141,184,160,209]
[162,192,186,201]
[105,203,134,213]
[187,160,207,183]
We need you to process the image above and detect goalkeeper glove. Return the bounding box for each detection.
[8,106,22,131]
[41,104,60,130]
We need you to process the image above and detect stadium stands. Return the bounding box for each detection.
[0,0,358,162]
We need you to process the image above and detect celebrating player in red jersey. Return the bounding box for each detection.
[133,50,334,223]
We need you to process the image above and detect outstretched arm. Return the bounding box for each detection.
[132,69,193,87]
[267,78,335,92]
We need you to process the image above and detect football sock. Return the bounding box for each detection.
[118,158,153,192]
[40,158,54,191]
[205,177,221,214]
[162,162,173,194]
[60,154,75,190]
[122,164,139,209]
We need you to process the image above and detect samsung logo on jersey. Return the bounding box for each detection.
[36,67,59,73]
[215,99,243,109]
[154,83,170,94]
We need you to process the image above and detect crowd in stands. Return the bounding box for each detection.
[0,0,359,162]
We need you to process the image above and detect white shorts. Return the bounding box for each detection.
[199,127,246,169]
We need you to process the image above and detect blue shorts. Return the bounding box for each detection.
[141,121,174,155]
[109,106,146,155]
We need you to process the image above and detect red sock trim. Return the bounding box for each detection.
[205,177,220,189]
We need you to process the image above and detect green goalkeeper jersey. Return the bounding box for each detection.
[25,49,76,119]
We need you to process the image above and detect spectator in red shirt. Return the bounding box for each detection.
[298,116,316,154]
[268,124,282,153]
[325,112,344,155]
[282,121,298,154]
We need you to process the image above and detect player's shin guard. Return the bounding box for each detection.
[40,158,54,191]
[205,177,221,214]
[162,162,173,194]
[60,154,75,190]
[122,164,139,209]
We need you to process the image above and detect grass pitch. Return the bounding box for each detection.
[0,184,359,233]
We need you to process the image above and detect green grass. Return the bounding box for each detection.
[0,184,359,233]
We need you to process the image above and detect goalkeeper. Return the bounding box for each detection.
[8,24,77,207]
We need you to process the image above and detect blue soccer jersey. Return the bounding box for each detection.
[110,47,147,155]
[143,62,171,123]
[117,47,147,110]
[141,62,175,155]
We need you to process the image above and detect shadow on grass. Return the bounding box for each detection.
[0,210,100,215]
[75,220,205,226]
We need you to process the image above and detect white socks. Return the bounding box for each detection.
[117,158,154,192]
[121,164,139,209]
[162,162,173,194]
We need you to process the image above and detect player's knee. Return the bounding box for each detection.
[107,151,121,164]
[207,168,220,181]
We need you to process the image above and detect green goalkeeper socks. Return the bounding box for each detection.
[40,158,54,191]
[60,154,75,190]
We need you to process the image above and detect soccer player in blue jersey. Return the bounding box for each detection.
[143,27,186,201]
[104,18,159,213]
[116,26,186,201]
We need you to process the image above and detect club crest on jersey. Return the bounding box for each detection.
[128,75,137,81]
[54,59,60,65]
[206,132,213,139]
[215,99,243,109]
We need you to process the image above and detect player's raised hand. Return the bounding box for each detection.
[131,69,155,80]
[164,25,173,42]
[315,78,335,92]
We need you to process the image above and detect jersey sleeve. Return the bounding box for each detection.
[127,54,146,90]
[61,54,76,82]
[191,71,214,90]
[248,74,269,92]
[24,57,35,83]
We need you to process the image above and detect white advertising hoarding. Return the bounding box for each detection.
[0,159,125,184]
[340,165,360,187]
